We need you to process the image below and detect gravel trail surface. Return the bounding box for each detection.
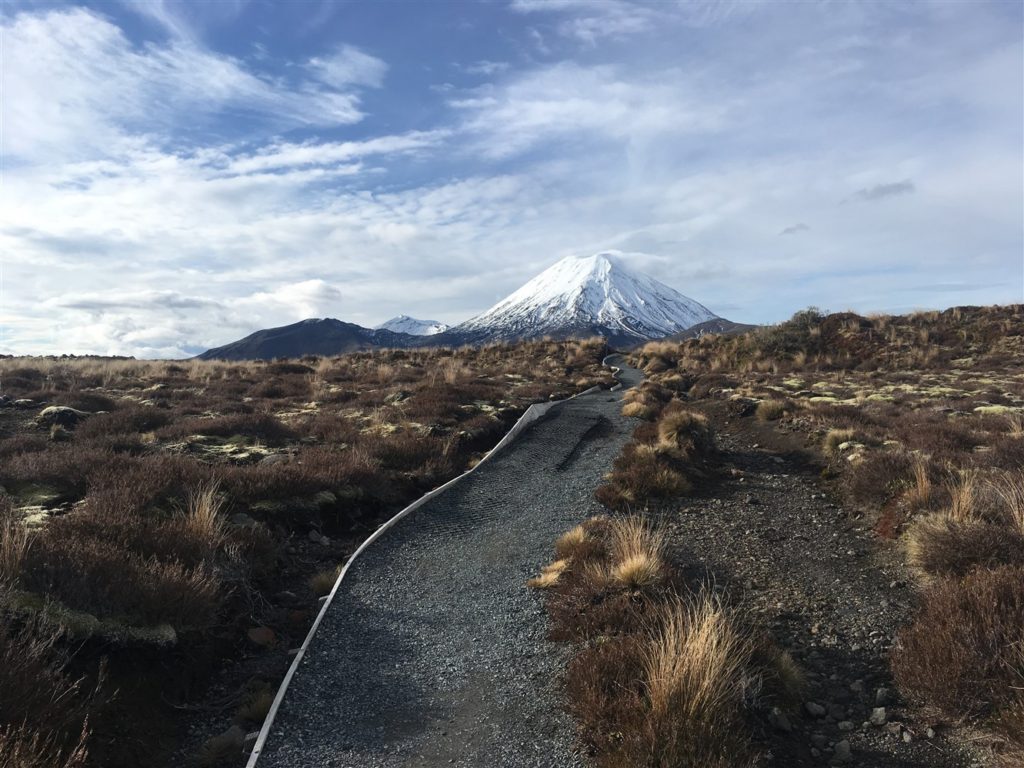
[257,358,641,768]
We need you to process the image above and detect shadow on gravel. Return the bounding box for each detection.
[288,591,440,757]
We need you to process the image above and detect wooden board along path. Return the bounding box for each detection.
[250,357,642,768]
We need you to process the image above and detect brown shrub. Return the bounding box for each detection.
[906,515,1024,576]
[20,533,221,630]
[76,406,170,438]
[843,450,915,507]
[0,618,97,766]
[893,566,1024,722]
[157,412,294,444]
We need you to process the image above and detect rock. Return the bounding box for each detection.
[810,734,828,749]
[849,679,864,693]
[308,529,330,545]
[926,727,935,739]
[260,453,290,466]
[805,701,827,718]
[769,707,792,732]
[13,399,36,408]
[903,730,912,743]
[838,720,854,731]
[247,626,276,648]
[830,739,852,764]
[37,406,89,427]
[231,513,257,528]
[875,686,890,705]
[828,704,846,720]
[870,707,888,726]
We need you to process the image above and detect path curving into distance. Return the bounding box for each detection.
[252,356,643,768]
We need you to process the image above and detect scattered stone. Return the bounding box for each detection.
[769,707,792,732]
[830,739,852,764]
[805,701,827,718]
[927,727,936,739]
[37,405,89,428]
[870,707,888,726]
[308,530,330,546]
[903,730,912,743]
[838,720,855,732]
[260,453,290,466]
[247,626,276,648]
[231,513,257,528]
[875,686,890,705]
[828,704,846,721]
[849,679,864,693]
[13,399,36,408]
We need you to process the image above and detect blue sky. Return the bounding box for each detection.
[2,0,1022,357]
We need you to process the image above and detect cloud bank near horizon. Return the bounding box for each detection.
[2,0,1021,357]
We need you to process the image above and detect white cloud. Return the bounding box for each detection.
[307,44,388,88]
[452,63,726,157]
[0,8,373,163]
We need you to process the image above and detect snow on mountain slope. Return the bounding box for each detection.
[376,315,450,336]
[451,252,718,343]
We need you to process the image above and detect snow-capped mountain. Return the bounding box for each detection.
[196,252,726,359]
[443,252,718,346]
[376,315,450,336]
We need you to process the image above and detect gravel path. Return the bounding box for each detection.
[256,358,642,768]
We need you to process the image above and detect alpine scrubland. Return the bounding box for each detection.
[0,340,612,767]
[608,304,1023,765]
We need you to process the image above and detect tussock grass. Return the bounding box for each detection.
[822,428,856,455]
[0,519,29,588]
[597,403,716,511]
[309,565,342,597]
[755,399,787,421]
[641,594,757,767]
[531,517,796,767]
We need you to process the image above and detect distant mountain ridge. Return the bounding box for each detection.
[196,319,413,361]
[376,315,450,336]
[197,252,732,360]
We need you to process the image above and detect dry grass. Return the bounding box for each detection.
[597,403,716,511]
[755,399,787,421]
[309,565,342,597]
[533,516,788,767]
[0,518,29,587]
[183,481,226,552]
[641,594,757,767]
[822,428,856,455]
[906,514,1024,576]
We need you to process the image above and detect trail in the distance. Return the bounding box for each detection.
[255,359,642,768]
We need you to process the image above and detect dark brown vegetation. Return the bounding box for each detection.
[596,388,718,510]
[0,339,613,767]
[629,303,1024,761]
[529,516,802,767]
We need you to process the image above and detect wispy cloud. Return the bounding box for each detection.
[307,45,388,88]
[854,179,916,202]
[1,8,378,162]
[780,223,810,235]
